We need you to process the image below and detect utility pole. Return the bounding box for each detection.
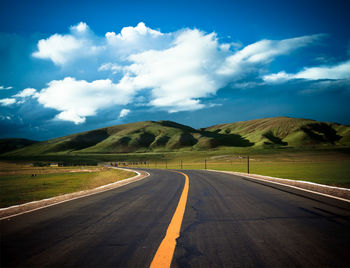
[204,159,207,169]
[165,160,167,169]
[180,160,183,169]
[247,156,250,174]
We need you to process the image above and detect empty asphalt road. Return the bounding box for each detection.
[1,169,350,267]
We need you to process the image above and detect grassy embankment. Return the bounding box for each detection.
[0,163,135,208]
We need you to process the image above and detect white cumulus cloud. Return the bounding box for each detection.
[0,85,13,90]
[0,98,16,106]
[218,34,323,76]
[36,77,136,124]
[115,31,323,112]
[33,34,84,65]
[71,22,89,33]
[13,88,38,98]
[263,71,294,83]
[33,22,167,66]
[122,29,228,112]
[294,60,350,80]
[263,59,350,83]
[98,63,123,74]
[31,22,326,122]
[32,22,101,65]
[107,22,162,42]
[119,108,130,118]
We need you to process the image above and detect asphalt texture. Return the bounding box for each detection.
[1,169,350,267]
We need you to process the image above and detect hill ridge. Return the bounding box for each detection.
[2,117,350,155]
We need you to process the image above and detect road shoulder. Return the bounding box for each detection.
[207,170,350,207]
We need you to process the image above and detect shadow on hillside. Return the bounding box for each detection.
[108,137,133,153]
[200,130,254,147]
[0,139,38,154]
[301,123,342,144]
[151,135,170,147]
[134,132,156,147]
[46,130,109,153]
[167,133,198,149]
[263,131,288,146]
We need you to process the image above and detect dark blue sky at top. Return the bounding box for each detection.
[1,0,349,38]
[0,0,349,140]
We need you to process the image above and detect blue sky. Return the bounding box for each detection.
[0,0,349,140]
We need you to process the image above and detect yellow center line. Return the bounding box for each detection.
[150,171,190,268]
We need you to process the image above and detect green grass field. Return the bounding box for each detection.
[0,165,135,208]
[123,149,350,188]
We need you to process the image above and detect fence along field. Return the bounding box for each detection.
[120,152,350,188]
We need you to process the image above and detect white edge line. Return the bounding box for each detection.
[239,173,350,191]
[207,169,350,203]
[0,168,150,220]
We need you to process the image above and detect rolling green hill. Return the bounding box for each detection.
[205,117,350,148]
[3,117,350,156]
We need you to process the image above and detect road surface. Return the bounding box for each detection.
[1,169,350,267]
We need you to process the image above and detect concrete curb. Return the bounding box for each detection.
[0,167,150,220]
[207,170,350,207]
